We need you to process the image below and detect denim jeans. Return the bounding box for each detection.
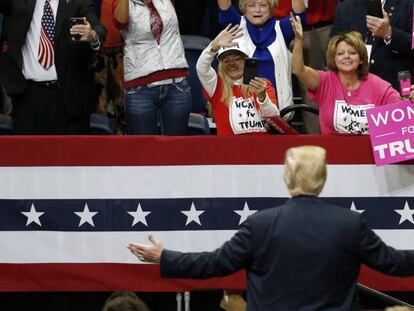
[125,79,192,135]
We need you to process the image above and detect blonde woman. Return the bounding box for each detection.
[217,0,306,114]
[196,25,279,135]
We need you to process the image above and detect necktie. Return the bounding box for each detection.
[148,2,163,45]
[38,0,55,70]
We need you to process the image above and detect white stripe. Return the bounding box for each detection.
[0,165,284,199]
[0,230,235,263]
[0,164,413,199]
[1,229,412,263]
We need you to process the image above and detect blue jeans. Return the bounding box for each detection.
[125,79,192,135]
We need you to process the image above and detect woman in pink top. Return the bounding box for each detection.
[291,15,403,135]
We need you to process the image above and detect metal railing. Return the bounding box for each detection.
[357,283,414,309]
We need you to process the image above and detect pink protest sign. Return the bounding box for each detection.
[366,101,414,166]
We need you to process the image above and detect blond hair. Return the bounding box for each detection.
[283,146,327,196]
[326,31,369,80]
[238,0,278,13]
[218,57,250,107]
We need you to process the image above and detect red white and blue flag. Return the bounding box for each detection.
[38,0,55,70]
[1,136,414,292]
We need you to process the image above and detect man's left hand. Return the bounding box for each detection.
[366,9,392,39]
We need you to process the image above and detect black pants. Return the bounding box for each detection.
[12,83,89,135]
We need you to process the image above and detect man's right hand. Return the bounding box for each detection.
[128,234,164,264]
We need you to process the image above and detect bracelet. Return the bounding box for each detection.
[90,30,99,45]
[90,30,100,49]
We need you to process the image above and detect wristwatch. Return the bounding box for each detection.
[90,30,100,50]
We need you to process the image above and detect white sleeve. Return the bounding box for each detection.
[196,44,219,98]
[257,93,280,117]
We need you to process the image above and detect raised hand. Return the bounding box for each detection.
[290,13,303,41]
[210,24,244,52]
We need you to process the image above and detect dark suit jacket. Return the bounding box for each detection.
[330,0,414,91]
[0,0,106,118]
[161,196,414,311]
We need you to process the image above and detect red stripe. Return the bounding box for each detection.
[0,264,246,292]
[0,135,392,167]
[0,263,413,292]
[359,265,414,292]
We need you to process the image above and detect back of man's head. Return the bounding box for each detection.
[283,146,327,196]
[102,291,151,311]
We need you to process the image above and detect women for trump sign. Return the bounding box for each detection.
[367,101,414,166]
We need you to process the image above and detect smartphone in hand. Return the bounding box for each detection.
[398,70,412,99]
[367,0,383,18]
[243,58,259,85]
[70,17,85,41]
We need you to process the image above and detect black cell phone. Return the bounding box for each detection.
[367,0,383,18]
[398,70,412,99]
[70,17,85,41]
[243,58,259,85]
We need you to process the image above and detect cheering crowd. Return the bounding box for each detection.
[0,0,413,135]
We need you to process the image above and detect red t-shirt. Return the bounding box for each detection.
[205,78,278,136]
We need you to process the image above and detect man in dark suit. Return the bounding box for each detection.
[0,0,106,134]
[128,146,414,311]
[331,0,414,93]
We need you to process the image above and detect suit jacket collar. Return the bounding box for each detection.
[25,0,36,20]
[288,195,323,205]
[55,0,71,41]
[383,0,398,23]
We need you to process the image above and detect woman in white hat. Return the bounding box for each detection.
[196,25,279,135]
